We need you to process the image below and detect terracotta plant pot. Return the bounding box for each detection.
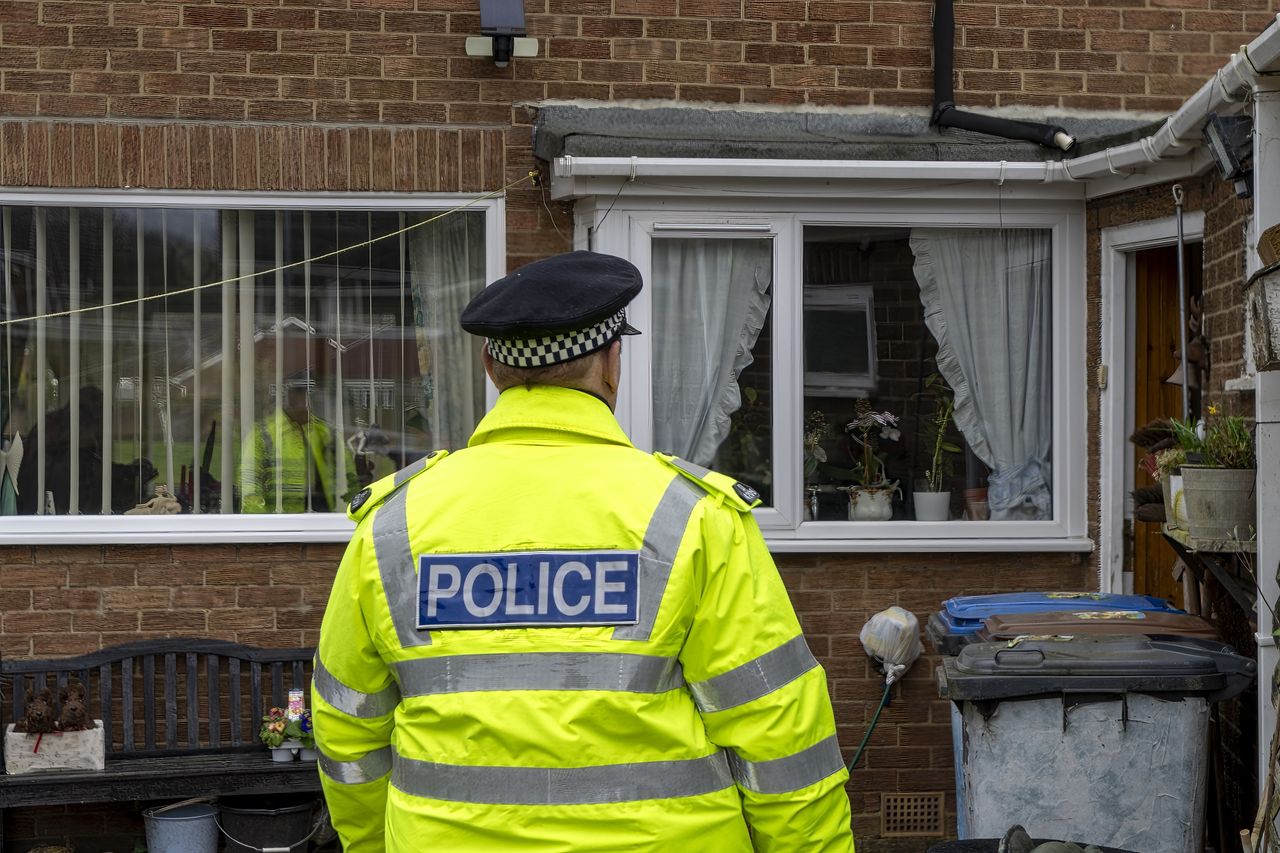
[963,487,989,521]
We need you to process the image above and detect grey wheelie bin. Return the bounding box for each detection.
[937,635,1254,853]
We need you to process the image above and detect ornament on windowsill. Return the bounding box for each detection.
[124,484,182,515]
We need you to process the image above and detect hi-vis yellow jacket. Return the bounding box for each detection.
[313,385,855,852]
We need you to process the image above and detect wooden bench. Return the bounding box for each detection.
[0,638,321,848]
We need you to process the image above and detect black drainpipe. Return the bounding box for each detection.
[932,0,1076,152]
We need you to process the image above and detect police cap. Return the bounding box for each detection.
[460,251,641,368]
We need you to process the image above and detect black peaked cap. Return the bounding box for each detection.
[460,251,642,338]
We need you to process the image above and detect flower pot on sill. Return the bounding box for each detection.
[914,491,951,522]
[1181,466,1256,542]
[963,487,989,521]
[846,483,897,521]
[299,747,319,762]
[269,740,303,762]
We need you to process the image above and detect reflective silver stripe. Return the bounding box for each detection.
[373,488,431,648]
[728,734,845,795]
[613,475,702,642]
[392,748,734,805]
[314,657,401,718]
[688,635,819,713]
[319,746,393,786]
[393,652,684,697]
[393,454,429,488]
[665,455,712,479]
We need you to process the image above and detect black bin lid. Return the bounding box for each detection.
[938,635,1255,704]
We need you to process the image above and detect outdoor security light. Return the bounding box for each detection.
[1202,113,1253,198]
[464,0,539,68]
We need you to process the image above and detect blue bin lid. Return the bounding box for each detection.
[938,592,1181,636]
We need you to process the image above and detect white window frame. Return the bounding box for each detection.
[586,189,1088,553]
[0,190,505,544]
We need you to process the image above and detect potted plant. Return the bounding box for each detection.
[260,707,315,763]
[1170,407,1256,541]
[842,401,901,521]
[913,374,961,522]
[803,411,830,520]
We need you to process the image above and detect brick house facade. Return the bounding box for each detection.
[1,1,1275,850]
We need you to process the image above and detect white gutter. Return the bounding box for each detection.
[554,14,1280,192]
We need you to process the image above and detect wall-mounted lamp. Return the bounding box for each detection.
[464,0,539,68]
[1203,113,1254,199]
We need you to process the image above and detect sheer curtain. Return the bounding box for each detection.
[408,212,486,452]
[910,228,1053,520]
[651,238,772,467]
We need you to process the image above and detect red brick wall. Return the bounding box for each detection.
[0,0,1277,118]
[0,542,1092,852]
[7,1,1267,845]
[1202,174,1253,417]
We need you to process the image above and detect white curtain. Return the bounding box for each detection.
[408,214,486,451]
[910,228,1053,520]
[651,238,772,467]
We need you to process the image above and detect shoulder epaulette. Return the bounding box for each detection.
[654,452,761,512]
[348,450,449,522]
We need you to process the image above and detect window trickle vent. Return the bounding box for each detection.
[881,792,945,837]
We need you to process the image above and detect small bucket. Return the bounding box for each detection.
[219,793,319,853]
[142,802,218,853]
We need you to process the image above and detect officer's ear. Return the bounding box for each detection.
[481,343,498,383]
[602,339,623,394]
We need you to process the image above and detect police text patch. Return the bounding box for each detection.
[418,551,640,629]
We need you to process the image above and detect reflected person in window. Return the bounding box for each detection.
[238,369,357,513]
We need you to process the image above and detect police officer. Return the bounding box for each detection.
[312,251,855,851]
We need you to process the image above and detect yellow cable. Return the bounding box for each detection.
[0,170,538,328]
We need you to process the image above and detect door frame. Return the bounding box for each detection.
[1099,212,1204,594]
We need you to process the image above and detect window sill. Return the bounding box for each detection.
[0,515,357,545]
[0,516,1094,554]
[764,536,1094,553]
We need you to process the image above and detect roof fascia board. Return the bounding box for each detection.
[551,158,1083,202]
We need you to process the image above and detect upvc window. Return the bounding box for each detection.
[605,203,1086,551]
[0,193,502,542]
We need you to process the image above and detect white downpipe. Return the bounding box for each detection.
[1254,86,1280,271]
[1254,54,1280,808]
[1258,371,1280,805]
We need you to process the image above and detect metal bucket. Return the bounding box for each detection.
[218,793,318,853]
[142,802,218,853]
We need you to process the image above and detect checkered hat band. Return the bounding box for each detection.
[487,310,626,368]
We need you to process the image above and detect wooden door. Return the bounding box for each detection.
[1130,244,1201,607]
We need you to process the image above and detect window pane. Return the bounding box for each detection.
[0,205,486,516]
[801,225,1053,523]
[650,236,774,503]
